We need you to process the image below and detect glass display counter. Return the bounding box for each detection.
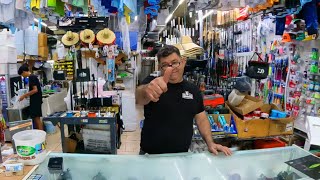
[26,145,317,180]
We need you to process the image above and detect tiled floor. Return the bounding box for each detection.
[46,105,144,155]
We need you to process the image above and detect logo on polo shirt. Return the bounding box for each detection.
[182,91,193,99]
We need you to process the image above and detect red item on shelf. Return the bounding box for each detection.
[254,138,286,149]
[203,94,225,108]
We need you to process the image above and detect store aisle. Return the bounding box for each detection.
[117,105,144,155]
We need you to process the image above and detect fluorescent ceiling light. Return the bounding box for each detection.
[34,18,47,27]
[178,0,185,5]
[165,0,185,24]
[165,14,173,23]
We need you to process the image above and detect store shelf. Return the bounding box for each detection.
[17,55,47,61]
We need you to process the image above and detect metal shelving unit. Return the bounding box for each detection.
[43,116,117,154]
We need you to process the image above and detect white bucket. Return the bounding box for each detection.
[12,130,47,165]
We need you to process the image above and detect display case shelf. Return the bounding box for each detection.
[26,145,317,179]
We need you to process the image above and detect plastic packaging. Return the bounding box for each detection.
[228,89,245,107]
[12,130,47,165]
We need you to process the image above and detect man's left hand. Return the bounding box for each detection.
[208,142,232,156]
[19,95,25,102]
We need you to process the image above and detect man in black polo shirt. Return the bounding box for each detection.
[18,64,43,130]
[136,45,232,155]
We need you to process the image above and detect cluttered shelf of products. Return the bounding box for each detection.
[43,111,118,154]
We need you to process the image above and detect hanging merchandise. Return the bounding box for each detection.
[62,31,80,47]
[0,0,15,23]
[48,0,57,7]
[15,26,39,56]
[173,36,204,58]
[80,29,96,48]
[106,59,115,82]
[120,17,131,56]
[286,46,320,119]
[237,5,250,21]
[96,28,116,45]
[219,0,246,11]
[187,0,220,12]
[72,0,84,7]
[38,33,49,58]
[246,52,269,79]
[300,0,319,35]
[275,17,286,35]
[144,5,159,19]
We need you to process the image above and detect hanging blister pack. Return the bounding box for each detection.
[106,59,115,82]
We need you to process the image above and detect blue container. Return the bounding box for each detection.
[66,112,73,117]
[270,110,278,118]
[277,111,287,118]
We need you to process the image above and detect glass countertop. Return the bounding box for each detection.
[28,145,315,180]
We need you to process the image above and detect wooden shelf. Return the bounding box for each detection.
[17,55,48,61]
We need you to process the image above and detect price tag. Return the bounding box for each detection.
[81,119,88,123]
[99,120,108,124]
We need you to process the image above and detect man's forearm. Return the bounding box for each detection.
[135,85,150,105]
[24,90,37,98]
[196,117,215,145]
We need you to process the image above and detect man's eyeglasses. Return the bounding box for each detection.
[160,61,181,70]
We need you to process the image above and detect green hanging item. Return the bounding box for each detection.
[54,0,65,16]
[72,0,84,7]
[48,0,57,7]
[82,0,88,14]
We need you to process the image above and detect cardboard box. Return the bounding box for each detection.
[226,95,263,115]
[226,103,270,139]
[268,104,294,136]
[38,47,49,58]
[38,33,48,47]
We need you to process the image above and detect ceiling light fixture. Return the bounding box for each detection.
[165,14,173,24]
[165,0,185,24]
[178,0,184,5]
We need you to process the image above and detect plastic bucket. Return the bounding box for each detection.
[12,130,47,165]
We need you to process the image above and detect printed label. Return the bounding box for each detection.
[17,146,36,156]
[286,123,293,132]
[17,142,46,157]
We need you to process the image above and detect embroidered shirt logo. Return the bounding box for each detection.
[182,91,193,99]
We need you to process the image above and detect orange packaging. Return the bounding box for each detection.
[254,138,286,149]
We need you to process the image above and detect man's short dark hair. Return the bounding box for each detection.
[156,45,181,61]
[18,64,29,75]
